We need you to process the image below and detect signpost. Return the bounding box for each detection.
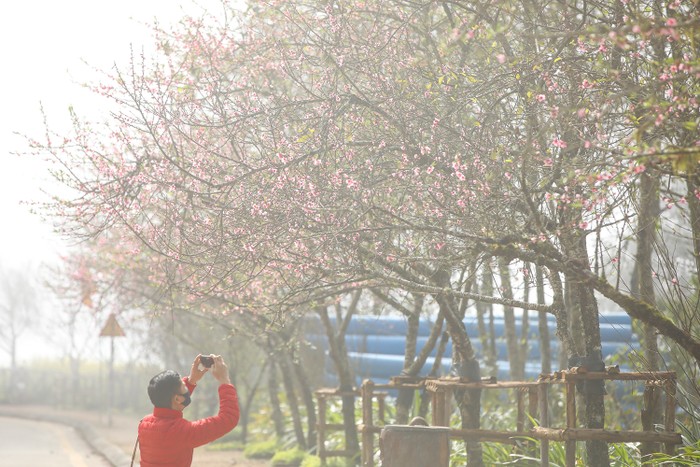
[100,313,125,426]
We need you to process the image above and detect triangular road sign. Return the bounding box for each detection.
[100,313,126,337]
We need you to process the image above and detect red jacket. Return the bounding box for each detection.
[138,378,240,466]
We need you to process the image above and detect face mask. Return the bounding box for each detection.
[179,391,191,408]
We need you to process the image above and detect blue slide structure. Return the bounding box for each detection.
[303,312,640,387]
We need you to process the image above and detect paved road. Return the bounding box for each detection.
[0,416,112,467]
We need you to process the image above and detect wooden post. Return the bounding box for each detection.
[528,385,538,426]
[664,378,677,455]
[516,389,525,433]
[431,385,452,427]
[432,387,445,426]
[565,378,577,467]
[378,393,386,424]
[443,387,453,427]
[539,382,550,466]
[361,380,375,467]
[317,393,327,463]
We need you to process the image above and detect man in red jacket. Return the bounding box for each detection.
[138,354,240,466]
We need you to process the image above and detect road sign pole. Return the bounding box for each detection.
[99,313,125,428]
[108,335,115,426]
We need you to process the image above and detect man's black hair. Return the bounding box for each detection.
[148,370,183,408]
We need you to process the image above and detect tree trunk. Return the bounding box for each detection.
[475,261,497,372]
[278,351,306,449]
[434,267,483,467]
[292,356,317,452]
[688,173,700,279]
[317,295,361,461]
[565,231,610,467]
[267,349,285,440]
[536,265,552,374]
[420,318,447,418]
[499,258,524,380]
[396,299,421,424]
[637,171,662,461]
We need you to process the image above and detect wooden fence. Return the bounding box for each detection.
[352,368,681,466]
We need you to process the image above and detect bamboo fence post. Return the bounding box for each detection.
[361,380,375,467]
[528,385,538,426]
[378,393,386,424]
[565,377,577,467]
[664,378,677,455]
[317,393,327,463]
[517,388,525,433]
[539,382,550,466]
[444,386,453,427]
[432,386,447,426]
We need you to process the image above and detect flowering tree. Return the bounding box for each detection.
[36,0,700,464]
[0,267,37,376]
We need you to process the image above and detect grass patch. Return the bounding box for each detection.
[270,447,307,466]
[243,439,278,459]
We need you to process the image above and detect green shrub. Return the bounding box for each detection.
[299,456,321,467]
[270,447,307,466]
[206,440,243,451]
[243,439,278,459]
[300,455,349,467]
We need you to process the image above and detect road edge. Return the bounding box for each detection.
[0,406,132,467]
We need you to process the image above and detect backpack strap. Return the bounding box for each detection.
[130,436,139,467]
[131,418,144,466]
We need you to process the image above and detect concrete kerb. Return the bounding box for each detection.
[0,406,132,467]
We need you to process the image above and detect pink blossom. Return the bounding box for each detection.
[632,163,646,174]
[536,94,546,103]
[666,18,677,27]
[552,138,568,148]
[543,158,553,167]
[496,54,506,64]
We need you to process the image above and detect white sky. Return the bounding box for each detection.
[0,0,210,366]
